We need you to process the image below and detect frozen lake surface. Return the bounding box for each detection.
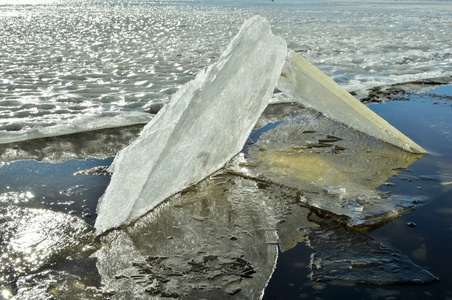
[1,0,451,143]
[0,0,452,299]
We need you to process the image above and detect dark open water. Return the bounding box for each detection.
[265,85,452,299]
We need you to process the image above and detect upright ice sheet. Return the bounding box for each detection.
[95,16,287,234]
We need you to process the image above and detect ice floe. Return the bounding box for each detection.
[94,15,287,234]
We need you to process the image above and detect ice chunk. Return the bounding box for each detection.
[0,111,152,145]
[302,227,438,284]
[277,50,427,154]
[94,16,287,234]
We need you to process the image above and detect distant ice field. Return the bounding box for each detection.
[1,0,451,143]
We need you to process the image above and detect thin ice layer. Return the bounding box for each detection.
[94,16,287,234]
[0,111,152,145]
[235,102,425,228]
[96,173,438,297]
[97,175,282,299]
[302,227,438,284]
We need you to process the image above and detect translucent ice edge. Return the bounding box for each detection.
[0,111,152,144]
[94,15,287,234]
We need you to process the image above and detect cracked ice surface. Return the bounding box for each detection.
[94,16,287,234]
[232,101,426,228]
[96,174,437,299]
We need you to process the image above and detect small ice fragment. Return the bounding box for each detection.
[323,185,346,199]
[348,202,364,212]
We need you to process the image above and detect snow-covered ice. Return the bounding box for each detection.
[94,16,287,234]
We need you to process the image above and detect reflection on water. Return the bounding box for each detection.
[0,86,451,298]
[0,206,95,286]
[0,125,143,163]
[0,158,111,298]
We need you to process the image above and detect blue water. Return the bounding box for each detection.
[265,86,452,299]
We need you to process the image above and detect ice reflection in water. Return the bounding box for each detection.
[96,101,435,298]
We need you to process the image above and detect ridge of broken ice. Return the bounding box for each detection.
[95,15,427,234]
[94,16,287,234]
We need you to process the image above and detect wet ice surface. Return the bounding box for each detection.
[97,175,284,299]
[0,86,451,299]
[0,206,94,285]
[0,0,452,298]
[13,270,103,300]
[1,0,451,142]
[96,173,437,299]
[237,101,426,228]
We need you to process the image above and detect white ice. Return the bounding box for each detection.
[1,1,450,143]
[94,16,287,234]
[0,111,152,144]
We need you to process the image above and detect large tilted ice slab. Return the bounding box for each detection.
[277,50,427,154]
[94,16,287,234]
